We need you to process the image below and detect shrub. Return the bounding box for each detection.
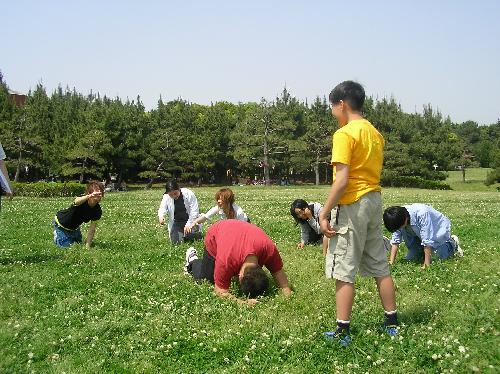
[485,167,500,186]
[11,182,86,197]
[381,171,452,190]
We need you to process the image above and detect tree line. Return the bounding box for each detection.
[1,71,499,187]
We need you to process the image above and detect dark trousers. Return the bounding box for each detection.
[307,225,323,244]
[170,221,203,244]
[187,248,215,284]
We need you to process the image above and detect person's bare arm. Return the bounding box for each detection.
[214,285,258,305]
[74,190,101,206]
[86,222,97,249]
[185,215,207,234]
[319,163,349,237]
[272,269,292,297]
[389,244,399,264]
[422,246,432,269]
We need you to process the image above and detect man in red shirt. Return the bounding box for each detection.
[184,220,292,305]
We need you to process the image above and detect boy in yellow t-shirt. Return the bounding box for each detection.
[319,81,398,346]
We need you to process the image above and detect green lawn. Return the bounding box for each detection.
[0,186,499,373]
[446,168,496,192]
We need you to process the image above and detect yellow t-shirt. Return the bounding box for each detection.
[331,118,384,205]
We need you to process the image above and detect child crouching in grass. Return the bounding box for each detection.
[383,204,463,268]
[53,181,104,249]
[290,199,329,256]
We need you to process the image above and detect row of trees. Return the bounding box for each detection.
[1,71,499,186]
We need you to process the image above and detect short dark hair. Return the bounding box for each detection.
[290,199,309,224]
[240,266,269,298]
[329,81,365,111]
[87,180,104,195]
[165,179,180,193]
[383,206,410,233]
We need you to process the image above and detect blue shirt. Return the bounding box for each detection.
[390,204,451,248]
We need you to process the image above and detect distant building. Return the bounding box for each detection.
[8,89,27,106]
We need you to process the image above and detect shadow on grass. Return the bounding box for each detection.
[0,252,63,266]
[400,305,436,325]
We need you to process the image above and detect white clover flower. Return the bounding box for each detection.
[432,354,438,360]
[458,346,466,353]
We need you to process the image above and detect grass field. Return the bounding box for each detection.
[0,185,499,373]
[445,168,496,192]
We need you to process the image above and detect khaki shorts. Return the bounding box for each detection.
[325,191,390,283]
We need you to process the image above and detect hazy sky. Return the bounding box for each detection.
[3,0,499,124]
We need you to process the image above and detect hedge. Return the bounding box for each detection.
[381,172,452,190]
[11,182,86,197]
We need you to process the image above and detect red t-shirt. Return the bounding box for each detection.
[204,220,284,290]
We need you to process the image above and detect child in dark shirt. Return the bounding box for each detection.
[53,181,104,248]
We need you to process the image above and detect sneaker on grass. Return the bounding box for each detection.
[183,247,198,274]
[324,328,352,347]
[451,235,464,257]
[384,325,398,337]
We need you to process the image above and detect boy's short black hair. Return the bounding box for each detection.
[329,81,365,111]
[165,179,180,193]
[240,265,269,298]
[290,199,309,224]
[383,206,410,233]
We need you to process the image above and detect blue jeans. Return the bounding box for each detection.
[403,233,457,260]
[53,221,82,248]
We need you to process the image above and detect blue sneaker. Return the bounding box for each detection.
[324,329,351,347]
[384,325,398,337]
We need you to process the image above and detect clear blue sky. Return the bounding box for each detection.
[3,0,500,124]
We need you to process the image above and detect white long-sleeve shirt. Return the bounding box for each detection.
[201,203,248,222]
[157,188,201,236]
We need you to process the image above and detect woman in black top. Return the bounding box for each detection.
[53,181,104,248]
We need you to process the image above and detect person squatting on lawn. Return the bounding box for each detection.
[53,181,104,248]
[0,141,14,212]
[290,199,330,256]
[383,204,463,268]
[158,179,202,244]
[319,81,398,346]
[184,220,292,305]
[185,187,249,234]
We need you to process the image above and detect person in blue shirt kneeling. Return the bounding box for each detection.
[383,204,464,269]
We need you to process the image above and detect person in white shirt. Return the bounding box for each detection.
[290,199,329,256]
[185,188,249,233]
[0,142,13,212]
[158,180,202,244]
